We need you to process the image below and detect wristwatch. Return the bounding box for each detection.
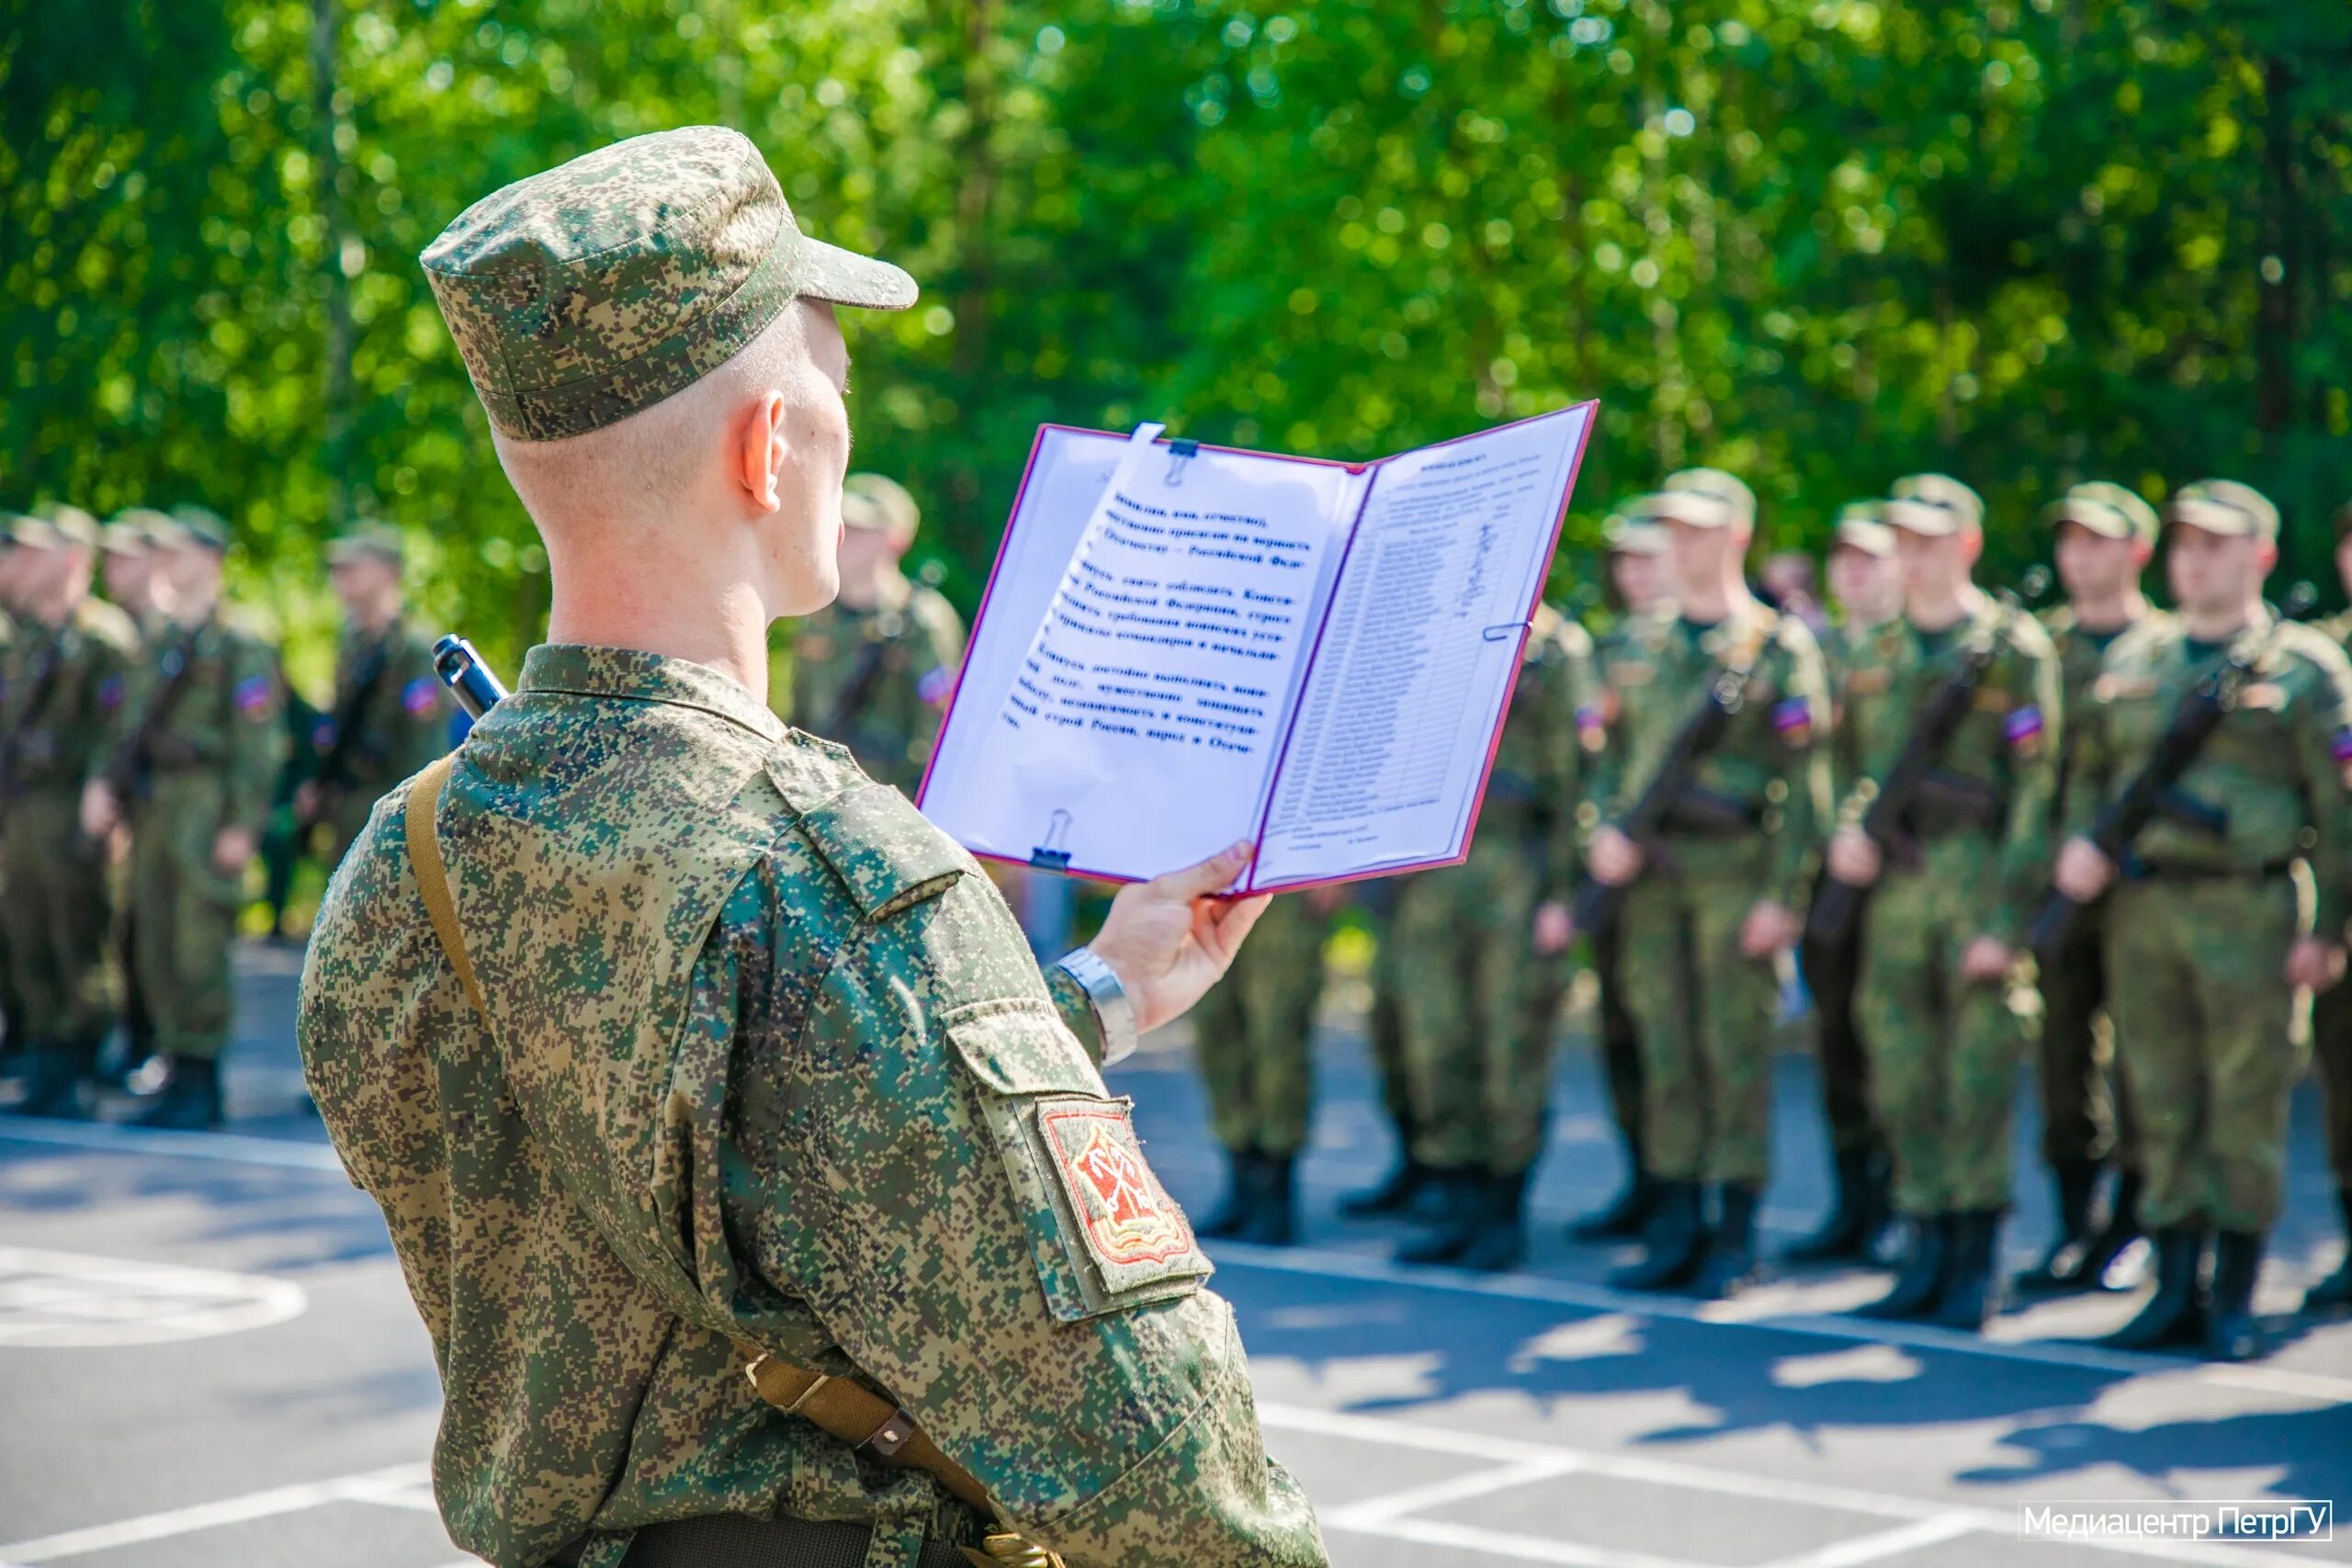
[1055,946,1139,1066]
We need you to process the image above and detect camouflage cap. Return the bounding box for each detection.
[1631,467,1754,531]
[2045,480,2158,547]
[421,126,918,443]
[2167,479,2278,544]
[1602,513,1670,557]
[32,502,100,549]
[1883,473,1983,536]
[171,504,231,553]
[841,471,920,536]
[1830,501,1895,558]
[0,512,27,549]
[102,507,177,556]
[327,524,406,568]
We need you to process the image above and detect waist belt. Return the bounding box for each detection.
[2125,858,2297,885]
[550,1513,978,1568]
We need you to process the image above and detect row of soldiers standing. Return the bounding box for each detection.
[0,506,446,1126]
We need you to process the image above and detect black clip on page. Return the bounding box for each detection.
[1482,620,1535,643]
[1163,436,1200,488]
[1029,807,1074,872]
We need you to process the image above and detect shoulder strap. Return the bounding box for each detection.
[398,756,1013,1544]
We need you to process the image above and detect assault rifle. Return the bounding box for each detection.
[101,628,206,802]
[432,636,509,720]
[297,637,396,828]
[1568,625,1770,942]
[1805,597,2017,947]
[0,626,68,803]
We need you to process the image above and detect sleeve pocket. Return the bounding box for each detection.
[947,1002,1214,1323]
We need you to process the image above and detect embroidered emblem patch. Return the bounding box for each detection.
[401,675,441,717]
[1037,1100,1207,1292]
[1574,703,1608,755]
[1770,695,1813,744]
[96,674,125,712]
[1846,669,1891,695]
[2004,705,2045,756]
[232,674,272,717]
[916,665,955,708]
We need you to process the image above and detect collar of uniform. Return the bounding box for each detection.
[519,644,786,743]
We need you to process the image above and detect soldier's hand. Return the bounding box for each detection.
[2052,838,2116,902]
[1739,900,1802,958]
[211,825,260,877]
[1826,828,1881,887]
[1588,826,1644,886]
[1531,900,1574,955]
[80,780,120,840]
[2286,937,2348,993]
[1960,936,2016,984]
[1089,840,1270,1034]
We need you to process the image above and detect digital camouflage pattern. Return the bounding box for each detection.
[788,581,967,796]
[0,595,139,1050]
[298,646,1324,1568]
[1840,597,2061,1214]
[1588,599,1831,1185]
[1189,892,1329,1157]
[125,609,285,1060]
[1392,610,1590,1176]
[317,618,447,857]
[419,127,918,442]
[1805,614,1892,1157]
[2066,611,2352,1232]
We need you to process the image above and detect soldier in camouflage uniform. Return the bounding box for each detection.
[787,473,966,796]
[86,509,285,1129]
[0,520,23,1067]
[2057,481,2352,1359]
[1389,601,1590,1272]
[1787,505,1901,1262]
[2306,499,2352,1315]
[2,509,140,1117]
[1192,890,1334,1247]
[300,128,1323,1568]
[97,512,177,1084]
[295,526,448,864]
[2018,482,2165,1294]
[1564,514,1672,1241]
[1824,474,2062,1330]
[1582,471,1831,1296]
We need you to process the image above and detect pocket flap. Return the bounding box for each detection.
[787,781,967,922]
[946,1002,1105,1098]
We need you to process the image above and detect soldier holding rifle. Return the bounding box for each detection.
[2052,481,2352,1360]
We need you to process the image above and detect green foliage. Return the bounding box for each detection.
[5,0,2349,692]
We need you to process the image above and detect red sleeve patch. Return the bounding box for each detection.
[1037,1100,1208,1292]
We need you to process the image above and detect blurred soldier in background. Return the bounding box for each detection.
[295,526,447,865]
[0,519,24,1071]
[1582,472,1830,1297]
[1193,891,1336,1247]
[2,508,140,1117]
[85,509,286,1130]
[1342,886,1424,1220]
[2056,481,2352,1359]
[2308,499,2352,1315]
[1826,475,2061,1331]
[2018,481,2164,1295]
[1566,514,1673,1241]
[786,472,965,795]
[1388,598,1589,1271]
[1758,548,1829,636]
[97,511,179,1086]
[100,512,173,636]
[1788,504,1901,1262]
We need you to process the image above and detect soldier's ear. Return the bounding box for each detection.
[738,389,790,514]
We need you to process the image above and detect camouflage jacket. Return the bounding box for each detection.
[1480,605,1592,898]
[125,607,285,833]
[2064,610,2352,930]
[787,579,966,795]
[2039,603,2168,802]
[1586,599,1832,909]
[315,618,447,826]
[0,595,139,795]
[298,646,1324,1568]
[1835,595,2062,942]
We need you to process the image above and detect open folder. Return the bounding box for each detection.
[917,403,1597,892]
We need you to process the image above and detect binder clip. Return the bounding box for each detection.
[1030,808,1074,872]
[1163,437,1199,488]
[1481,619,1533,644]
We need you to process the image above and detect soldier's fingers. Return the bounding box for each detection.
[1196,892,1272,963]
[1152,840,1257,903]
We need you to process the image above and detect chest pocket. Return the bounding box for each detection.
[947,1001,1213,1323]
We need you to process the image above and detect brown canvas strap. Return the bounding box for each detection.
[401,758,1027,1561]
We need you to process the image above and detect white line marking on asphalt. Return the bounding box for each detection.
[1257,1404,2321,1567]
[1755,1513,1980,1568]
[0,1115,347,1172]
[0,1246,307,1348]
[0,1464,426,1562]
[1319,1453,1586,1530]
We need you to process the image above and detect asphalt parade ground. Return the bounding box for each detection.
[4,945,2351,1566]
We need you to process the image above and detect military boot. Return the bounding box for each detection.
[2074,1168,2144,1290]
[2013,1159,2101,1292]
[1692,1181,1760,1299]
[1242,1154,1299,1247]
[2301,1186,2352,1314]
[1342,1145,1434,1218]
[1459,1169,1532,1273]
[2203,1230,2266,1363]
[1569,1155,1657,1243]
[2101,1226,2208,1351]
[130,1055,224,1131]
[1931,1210,2005,1330]
[1854,1213,1951,1320]
[1199,1148,1261,1241]
[1783,1146,1885,1263]
[1609,1179,1706,1292]
[1396,1168,1489,1266]
[13,1043,93,1120]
